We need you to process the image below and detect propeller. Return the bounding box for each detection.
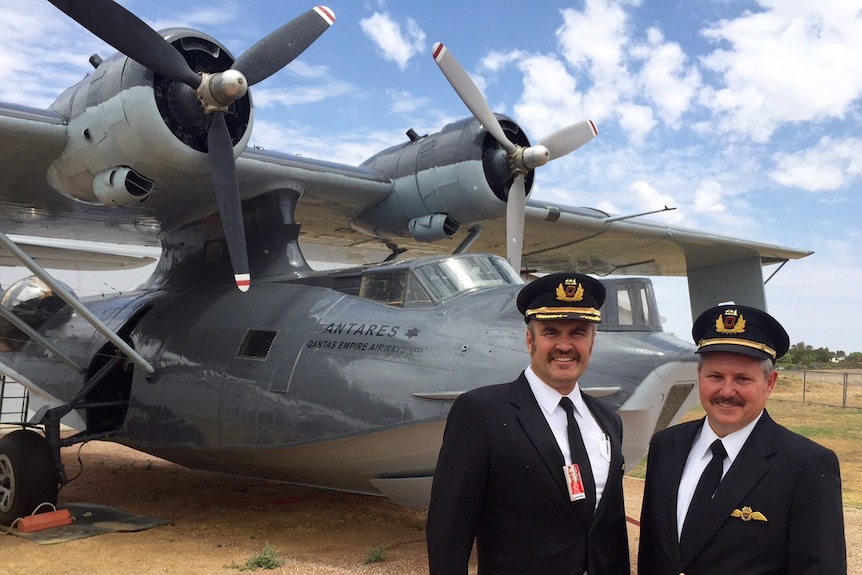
[48,1,336,291]
[432,42,598,274]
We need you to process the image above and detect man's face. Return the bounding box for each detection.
[526,318,596,394]
[698,351,777,437]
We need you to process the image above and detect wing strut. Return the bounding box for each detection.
[0,231,155,374]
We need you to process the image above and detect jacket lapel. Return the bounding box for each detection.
[582,393,621,522]
[680,413,776,566]
[510,376,590,527]
[662,420,701,567]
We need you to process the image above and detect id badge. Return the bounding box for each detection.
[564,463,586,502]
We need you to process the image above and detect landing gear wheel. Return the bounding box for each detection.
[0,430,59,526]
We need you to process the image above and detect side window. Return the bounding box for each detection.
[236,329,278,359]
[599,279,662,332]
[617,288,633,326]
[359,272,408,306]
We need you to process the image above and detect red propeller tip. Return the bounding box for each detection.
[314,6,336,26]
[432,42,446,62]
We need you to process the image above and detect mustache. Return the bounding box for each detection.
[708,395,744,407]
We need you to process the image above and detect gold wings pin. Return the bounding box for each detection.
[730,506,767,522]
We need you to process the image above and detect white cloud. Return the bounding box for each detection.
[251,82,355,108]
[629,179,678,214]
[388,90,431,115]
[557,0,634,126]
[699,1,862,142]
[359,12,425,70]
[512,54,585,138]
[285,61,330,80]
[632,27,701,126]
[691,179,727,214]
[554,0,701,142]
[770,136,862,191]
[616,102,656,144]
[250,121,405,166]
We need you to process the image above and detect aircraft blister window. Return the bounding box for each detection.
[236,329,278,359]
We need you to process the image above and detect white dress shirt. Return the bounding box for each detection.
[525,366,611,510]
[676,411,763,539]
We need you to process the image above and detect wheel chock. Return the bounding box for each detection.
[16,509,73,533]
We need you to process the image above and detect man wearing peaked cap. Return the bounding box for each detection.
[638,304,846,575]
[428,272,630,575]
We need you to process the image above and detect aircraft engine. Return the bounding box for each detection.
[46,27,252,206]
[0,276,74,352]
[352,115,534,240]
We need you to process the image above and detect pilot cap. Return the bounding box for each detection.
[517,273,605,324]
[692,304,789,362]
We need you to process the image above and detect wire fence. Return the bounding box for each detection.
[2,370,860,425]
[772,370,862,409]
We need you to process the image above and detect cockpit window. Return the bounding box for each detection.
[358,255,521,307]
[413,255,521,302]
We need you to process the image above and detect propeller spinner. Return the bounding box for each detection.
[431,42,597,274]
[48,1,336,291]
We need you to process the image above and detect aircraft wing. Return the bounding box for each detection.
[0,98,809,314]
[297,198,810,275]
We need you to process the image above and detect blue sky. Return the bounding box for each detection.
[0,0,860,352]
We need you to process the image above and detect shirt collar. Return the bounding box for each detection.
[525,366,586,417]
[695,410,764,463]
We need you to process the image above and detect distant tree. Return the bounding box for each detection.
[845,351,862,369]
[780,342,838,368]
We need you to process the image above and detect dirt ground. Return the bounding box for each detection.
[0,441,859,575]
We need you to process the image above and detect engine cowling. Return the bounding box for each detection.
[352,115,534,240]
[45,28,253,206]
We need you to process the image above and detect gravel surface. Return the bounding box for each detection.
[0,440,858,574]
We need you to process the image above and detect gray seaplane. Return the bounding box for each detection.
[0,1,809,524]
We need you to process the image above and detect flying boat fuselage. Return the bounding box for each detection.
[2,254,696,505]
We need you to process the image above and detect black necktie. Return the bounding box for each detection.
[681,439,727,539]
[559,396,596,513]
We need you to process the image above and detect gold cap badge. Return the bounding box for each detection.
[555,280,584,303]
[715,309,746,334]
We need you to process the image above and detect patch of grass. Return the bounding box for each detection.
[226,543,285,571]
[363,545,386,564]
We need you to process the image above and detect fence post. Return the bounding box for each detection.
[844,372,849,408]
[802,370,807,403]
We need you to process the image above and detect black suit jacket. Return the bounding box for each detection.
[637,410,846,574]
[426,373,630,575]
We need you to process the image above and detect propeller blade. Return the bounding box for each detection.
[48,0,201,88]
[232,6,336,86]
[207,111,251,292]
[539,120,598,161]
[432,42,517,154]
[506,174,526,274]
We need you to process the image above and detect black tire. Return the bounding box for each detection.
[0,429,59,526]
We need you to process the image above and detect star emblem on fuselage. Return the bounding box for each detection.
[406,327,420,338]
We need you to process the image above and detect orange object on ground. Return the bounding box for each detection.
[16,509,73,533]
